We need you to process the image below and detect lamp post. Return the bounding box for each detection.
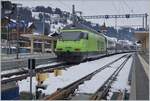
[16,3,22,59]
[42,12,45,53]
[7,22,10,54]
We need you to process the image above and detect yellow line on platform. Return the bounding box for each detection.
[138,54,149,80]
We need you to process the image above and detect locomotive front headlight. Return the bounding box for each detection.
[57,48,63,51]
[74,48,80,51]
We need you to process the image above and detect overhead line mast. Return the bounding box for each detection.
[83,13,148,30]
[72,4,76,25]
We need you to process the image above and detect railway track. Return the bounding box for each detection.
[90,54,131,100]
[1,53,130,85]
[1,62,67,84]
[1,52,128,78]
[1,57,57,71]
[1,59,62,78]
[44,54,131,100]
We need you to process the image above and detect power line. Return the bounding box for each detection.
[119,1,126,13]
[111,0,120,14]
[123,0,133,13]
[56,0,70,10]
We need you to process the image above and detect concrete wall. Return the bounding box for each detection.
[146,33,149,51]
[134,31,149,52]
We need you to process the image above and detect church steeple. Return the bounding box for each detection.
[101,22,107,33]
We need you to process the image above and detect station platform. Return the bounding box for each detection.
[1,53,56,71]
[1,53,56,61]
[130,52,149,100]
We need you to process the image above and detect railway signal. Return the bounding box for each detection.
[125,14,130,18]
[28,59,36,99]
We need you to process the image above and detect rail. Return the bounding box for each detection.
[1,53,130,84]
[44,54,129,100]
[90,54,131,100]
[1,62,67,84]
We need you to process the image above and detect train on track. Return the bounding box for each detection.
[55,24,137,62]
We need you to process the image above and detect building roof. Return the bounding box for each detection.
[20,34,57,41]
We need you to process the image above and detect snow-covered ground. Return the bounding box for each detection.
[107,56,133,100]
[75,57,126,94]
[18,53,130,95]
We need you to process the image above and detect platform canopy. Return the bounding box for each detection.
[134,31,148,40]
[134,31,149,50]
[20,34,58,41]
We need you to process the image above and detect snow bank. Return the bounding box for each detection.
[76,57,126,94]
[18,53,129,95]
[107,56,133,99]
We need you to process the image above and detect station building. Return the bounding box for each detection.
[134,29,149,52]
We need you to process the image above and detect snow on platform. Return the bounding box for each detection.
[107,56,133,99]
[1,69,22,75]
[18,53,129,95]
[35,62,60,68]
[76,57,126,94]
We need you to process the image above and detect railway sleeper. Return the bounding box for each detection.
[90,54,131,100]
[44,54,131,100]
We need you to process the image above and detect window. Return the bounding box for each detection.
[60,31,88,41]
[80,32,88,39]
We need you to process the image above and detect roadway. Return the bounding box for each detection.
[139,51,149,64]
[130,53,149,100]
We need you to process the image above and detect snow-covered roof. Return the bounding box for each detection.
[4,17,17,23]
[104,35,117,42]
[27,22,33,28]
[10,19,16,23]
[33,32,40,35]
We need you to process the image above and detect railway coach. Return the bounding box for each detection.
[105,36,117,55]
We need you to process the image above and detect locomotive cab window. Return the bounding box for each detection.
[60,31,88,41]
[80,32,88,39]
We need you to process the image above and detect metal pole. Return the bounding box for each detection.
[145,13,148,30]
[7,15,11,54]
[7,25,9,54]
[42,12,45,53]
[142,16,144,29]
[28,59,33,100]
[49,14,51,33]
[16,6,19,59]
[43,12,45,35]
[115,16,117,30]
[30,68,33,99]
[16,3,22,59]
[72,4,75,25]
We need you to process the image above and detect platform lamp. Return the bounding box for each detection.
[16,3,22,59]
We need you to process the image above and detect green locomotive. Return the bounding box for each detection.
[55,24,107,62]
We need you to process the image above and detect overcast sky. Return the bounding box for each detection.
[9,0,150,27]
